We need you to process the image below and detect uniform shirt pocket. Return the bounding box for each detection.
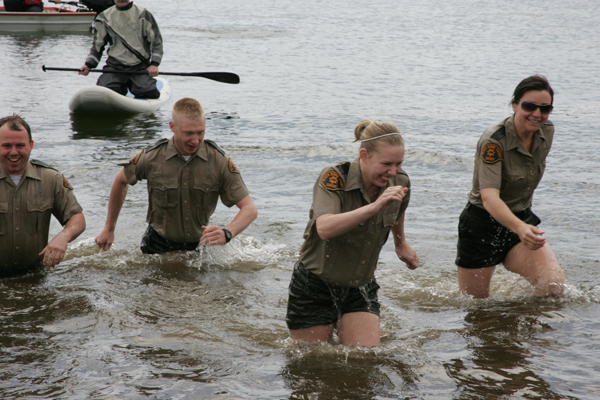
[26,198,53,235]
[331,221,367,245]
[383,208,399,228]
[379,204,400,246]
[538,160,546,177]
[151,179,179,209]
[0,202,8,235]
[500,172,524,193]
[192,180,220,210]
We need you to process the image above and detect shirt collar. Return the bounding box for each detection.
[344,157,392,196]
[165,137,208,161]
[345,156,390,202]
[504,115,521,151]
[344,157,363,191]
[23,161,42,180]
[506,114,547,153]
[0,160,40,182]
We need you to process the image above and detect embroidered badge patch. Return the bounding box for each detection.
[481,143,502,164]
[228,158,240,173]
[63,175,73,190]
[129,150,143,165]
[320,170,344,191]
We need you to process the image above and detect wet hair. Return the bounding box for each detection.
[0,114,32,142]
[352,119,404,154]
[511,75,554,105]
[172,98,205,122]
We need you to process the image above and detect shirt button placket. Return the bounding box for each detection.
[182,166,192,238]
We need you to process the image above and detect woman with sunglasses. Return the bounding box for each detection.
[456,75,565,298]
[286,119,419,347]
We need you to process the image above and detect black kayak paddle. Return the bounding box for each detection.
[42,65,240,84]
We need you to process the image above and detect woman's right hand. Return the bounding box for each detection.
[373,185,407,212]
[515,223,546,250]
[316,186,408,240]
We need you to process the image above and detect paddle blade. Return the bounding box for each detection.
[200,72,240,84]
[159,71,240,84]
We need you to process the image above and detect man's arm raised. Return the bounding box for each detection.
[95,168,129,251]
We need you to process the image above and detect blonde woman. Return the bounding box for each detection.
[286,119,419,348]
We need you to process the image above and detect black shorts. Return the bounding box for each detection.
[455,202,541,269]
[0,261,44,279]
[140,225,199,255]
[285,262,381,330]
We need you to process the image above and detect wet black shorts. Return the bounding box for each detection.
[140,225,199,255]
[0,261,44,279]
[285,262,381,330]
[455,203,541,269]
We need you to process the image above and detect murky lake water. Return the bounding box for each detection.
[1,0,599,398]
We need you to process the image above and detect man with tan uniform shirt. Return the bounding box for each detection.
[95,98,257,254]
[0,115,86,277]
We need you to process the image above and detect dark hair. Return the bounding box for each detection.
[0,114,32,141]
[511,75,554,105]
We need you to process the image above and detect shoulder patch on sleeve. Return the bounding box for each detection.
[320,170,345,191]
[205,139,226,156]
[228,158,240,173]
[481,143,502,164]
[118,149,145,166]
[63,175,73,190]
[30,159,58,171]
[129,150,143,165]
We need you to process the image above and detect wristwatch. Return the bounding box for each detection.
[222,228,232,243]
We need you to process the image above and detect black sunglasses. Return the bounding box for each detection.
[519,101,553,114]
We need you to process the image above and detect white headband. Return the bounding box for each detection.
[360,132,401,143]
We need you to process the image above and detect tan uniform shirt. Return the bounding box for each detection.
[122,138,249,244]
[0,161,83,273]
[468,115,554,213]
[299,157,411,288]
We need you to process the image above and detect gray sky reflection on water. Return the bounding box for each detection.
[0,0,599,398]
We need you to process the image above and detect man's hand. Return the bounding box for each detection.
[39,233,69,269]
[79,66,90,76]
[199,225,226,246]
[95,228,115,251]
[95,168,129,251]
[147,65,159,77]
